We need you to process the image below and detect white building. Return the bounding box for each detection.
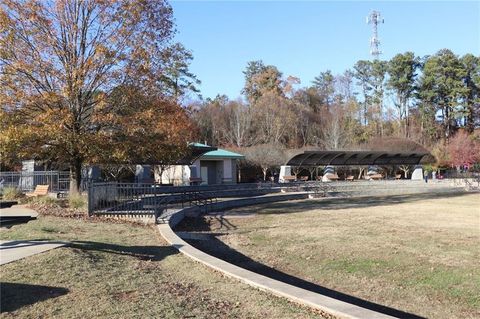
[155,143,244,186]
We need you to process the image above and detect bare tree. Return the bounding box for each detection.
[101,164,135,181]
[253,93,296,145]
[322,104,349,150]
[295,103,322,147]
[398,165,411,178]
[222,100,253,147]
[244,144,285,181]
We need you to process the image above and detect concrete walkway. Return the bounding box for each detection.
[1,205,66,265]
[0,240,67,265]
[0,205,38,218]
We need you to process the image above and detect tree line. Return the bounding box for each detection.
[190,51,480,176]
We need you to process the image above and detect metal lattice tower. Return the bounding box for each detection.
[366,10,384,60]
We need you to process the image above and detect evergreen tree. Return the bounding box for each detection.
[460,54,480,132]
[418,49,468,140]
[159,43,201,102]
[354,60,374,126]
[387,52,420,137]
[312,70,335,108]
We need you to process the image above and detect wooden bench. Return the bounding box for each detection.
[189,177,203,185]
[345,175,354,181]
[369,174,384,180]
[26,185,49,197]
[299,176,308,181]
[282,176,296,182]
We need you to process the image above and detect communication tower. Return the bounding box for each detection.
[366,11,384,60]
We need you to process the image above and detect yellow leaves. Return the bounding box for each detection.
[1,0,183,167]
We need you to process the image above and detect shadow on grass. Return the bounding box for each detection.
[186,231,426,319]
[249,191,467,214]
[1,282,69,313]
[69,240,179,261]
[176,216,238,232]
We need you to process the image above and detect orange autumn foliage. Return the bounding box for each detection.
[0,0,194,192]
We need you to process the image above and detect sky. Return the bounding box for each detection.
[171,1,480,100]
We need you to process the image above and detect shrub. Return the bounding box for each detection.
[1,187,23,200]
[68,193,87,210]
[32,196,59,206]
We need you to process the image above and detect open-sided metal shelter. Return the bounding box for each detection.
[286,151,434,167]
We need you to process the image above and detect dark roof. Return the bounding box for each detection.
[176,144,218,165]
[286,151,434,166]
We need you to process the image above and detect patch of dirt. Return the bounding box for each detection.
[28,202,87,219]
[28,202,151,227]
[113,290,139,301]
[135,260,159,272]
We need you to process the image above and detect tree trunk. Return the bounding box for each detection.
[69,158,82,194]
[157,166,165,184]
[444,105,450,141]
[262,168,268,181]
[357,167,364,179]
[404,101,410,139]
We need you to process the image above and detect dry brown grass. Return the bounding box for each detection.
[0,215,324,318]
[190,192,480,319]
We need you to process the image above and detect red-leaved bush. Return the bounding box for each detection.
[446,131,480,167]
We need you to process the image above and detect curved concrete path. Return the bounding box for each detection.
[157,195,398,319]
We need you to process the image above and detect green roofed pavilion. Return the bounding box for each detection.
[191,143,245,160]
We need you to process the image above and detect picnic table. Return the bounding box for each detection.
[282,176,297,182]
[325,174,340,181]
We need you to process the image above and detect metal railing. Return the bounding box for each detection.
[0,171,70,192]
[86,178,472,221]
[87,181,315,218]
[446,172,480,189]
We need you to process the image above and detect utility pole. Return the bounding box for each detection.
[366,10,384,60]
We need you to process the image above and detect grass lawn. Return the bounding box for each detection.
[0,215,324,318]
[179,192,480,319]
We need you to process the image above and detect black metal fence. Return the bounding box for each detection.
[87,181,317,218]
[447,172,480,189]
[0,171,70,192]
[86,177,472,221]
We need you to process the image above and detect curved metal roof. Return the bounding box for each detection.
[286,151,434,166]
